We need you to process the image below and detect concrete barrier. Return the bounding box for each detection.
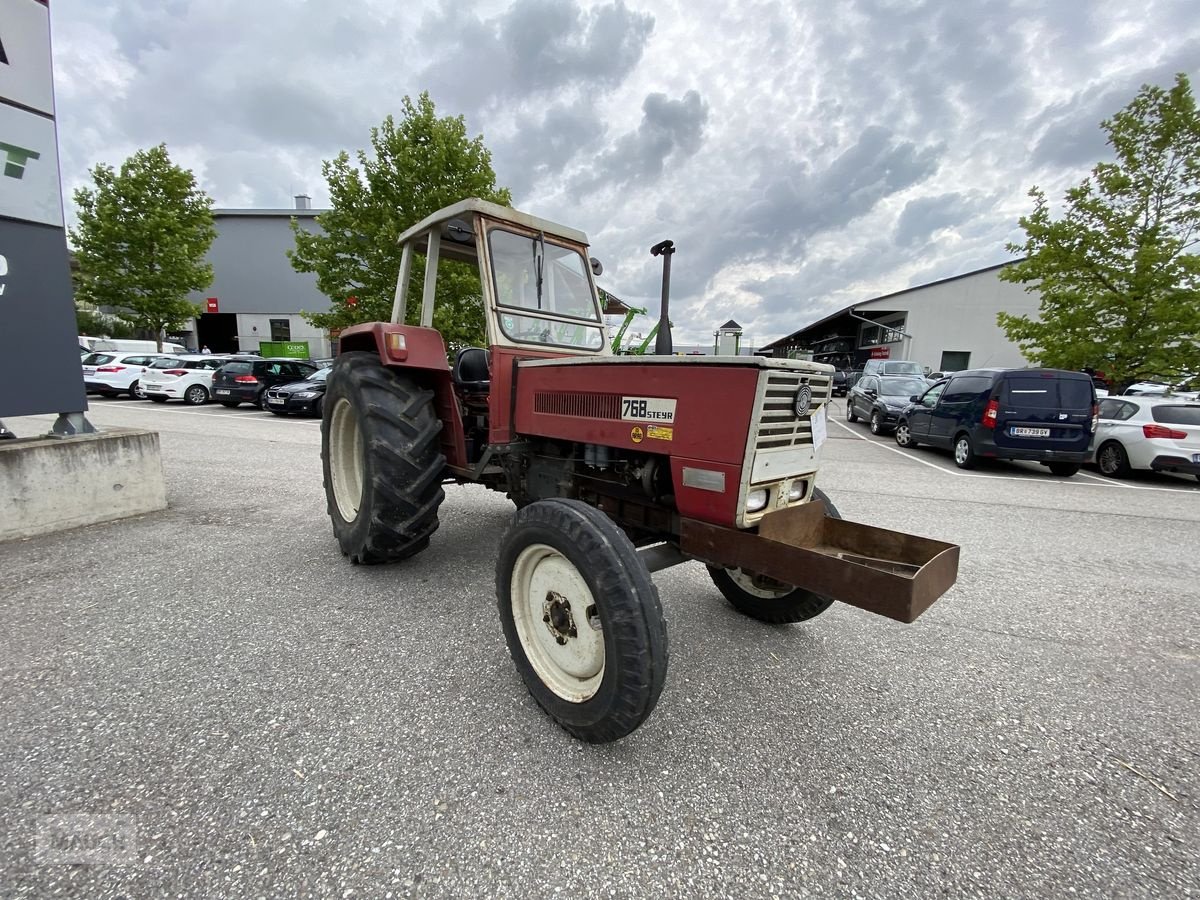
[0,428,167,542]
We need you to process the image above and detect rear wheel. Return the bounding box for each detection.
[1047,462,1079,477]
[953,433,976,469]
[707,487,841,624]
[497,499,668,743]
[322,351,445,565]
[1097,441,1131,478]
[184,384,209,405]
[129,380,145,399]
[257,390,270,411]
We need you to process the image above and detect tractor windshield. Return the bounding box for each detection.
[488,227,605,351]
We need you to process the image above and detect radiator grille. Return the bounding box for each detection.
[755,372,833,450]
[533,391,622,419]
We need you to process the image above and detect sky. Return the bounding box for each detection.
[45,0,1200,349]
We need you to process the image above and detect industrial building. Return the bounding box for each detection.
[757,261,1040,374]
[176,195,333,356]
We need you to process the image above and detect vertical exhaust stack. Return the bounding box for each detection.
[651,240,675,355]
[294,194,312,210]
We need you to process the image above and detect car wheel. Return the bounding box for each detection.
[1047,462,1079,477]
[257,390,270,410]
[869,410,884,435]
[846,400,858,423]
[184,385,209,405]
[953,433,976,469]
[129,379,146,400]
[895,421,917,448]
[1096,441,1131,478]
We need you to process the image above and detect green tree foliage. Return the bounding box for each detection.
[75,305,135,339]
[70,144,216,350]
[999,73,1200,389]
[290,93,512,349]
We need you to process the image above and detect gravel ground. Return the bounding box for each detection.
[1,398,1197,898]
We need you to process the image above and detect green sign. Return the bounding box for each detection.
[259,341,310,358]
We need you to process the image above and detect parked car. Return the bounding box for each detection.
[862,359,926,378]
[264,367,331,417]
[830,369,853,396]
[894,368,1096,476]
[81,351,169,398]
[141,355,235,405]
[312,357,335,369]
[211,358,319,409]
[1092,396,1200,481]
[846,374,931,435]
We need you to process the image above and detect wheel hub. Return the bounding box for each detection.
[542,591,578,644]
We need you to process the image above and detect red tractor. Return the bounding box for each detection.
[323,199,959,743]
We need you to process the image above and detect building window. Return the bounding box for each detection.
[269,318,291,341]
[940,351,970,371]
[858,316,905,347]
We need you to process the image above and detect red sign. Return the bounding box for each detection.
[206,297,219,313]
[869,346,890,359]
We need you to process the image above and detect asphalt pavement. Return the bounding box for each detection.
[1,396,1197,898]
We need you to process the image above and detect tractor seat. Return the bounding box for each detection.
[453,347,491,394]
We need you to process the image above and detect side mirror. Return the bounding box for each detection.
[445,218,474,242]
[590,257,604,276]
[909,395,920,403]
[866,389,877,398]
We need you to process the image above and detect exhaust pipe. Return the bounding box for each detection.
[650,239,674,355]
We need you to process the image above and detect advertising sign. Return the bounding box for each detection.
[0,0,88,419]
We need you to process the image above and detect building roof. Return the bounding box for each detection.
[758,259,1019,352]
[213,208,326,218]
[718,319,742,331]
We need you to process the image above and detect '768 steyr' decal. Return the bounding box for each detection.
[621,396,676,423]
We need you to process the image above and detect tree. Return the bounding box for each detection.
[290,93,512,349]
[998,73,1200,390]
[70,144,216,350]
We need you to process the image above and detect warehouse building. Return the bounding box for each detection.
[757,261,1040,374]
[177,195,333,356]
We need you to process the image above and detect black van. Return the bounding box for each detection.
[894,368,1097,476]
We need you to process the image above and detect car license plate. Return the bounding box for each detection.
[1012,426,1050,437]
[214,389,230,395]
[268,397,284,405]
[82,367,95,375]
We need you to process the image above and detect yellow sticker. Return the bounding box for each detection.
[630,426,645,443]
[646,425,674,441]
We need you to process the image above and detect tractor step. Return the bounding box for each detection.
[679,501,959,623]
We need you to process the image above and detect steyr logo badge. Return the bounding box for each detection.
[793,383,813,417]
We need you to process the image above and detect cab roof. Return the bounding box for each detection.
[395,198,590,249]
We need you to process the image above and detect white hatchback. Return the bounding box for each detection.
[1093,396,1200,482]
[81,351,170,398]
[141,355,235,405]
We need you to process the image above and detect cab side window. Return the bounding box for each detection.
[921,383,946,408]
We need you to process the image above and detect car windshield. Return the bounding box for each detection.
[880,377,928,397]
[310,368,330,382]
[880,362,924,376]
[488,227,605,351]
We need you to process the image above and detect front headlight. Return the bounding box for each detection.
[787,485,805,502]
[293,391,318,399]
[746,488,769,512]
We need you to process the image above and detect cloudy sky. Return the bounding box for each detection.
[46,0,1200,348]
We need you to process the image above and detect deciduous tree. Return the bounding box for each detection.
[998,73,1200,389]
[291,93,511,349]
[70,144,215,350]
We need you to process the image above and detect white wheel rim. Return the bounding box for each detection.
[897,424,909,444]
[727,567,794,599]
[329,396,364,522]
[955,440,969,464]
[511,543,604,703]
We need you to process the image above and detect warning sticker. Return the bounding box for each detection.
[621,396,677,423]
[646,425,673,441]
[630,426,645,443]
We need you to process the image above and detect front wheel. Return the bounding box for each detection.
[707,487,842,624]
[497,499,668,743]
[846,401,858,423]
[895,421,917,448]
[322,351,445,564]
[953,434,976,469]
[869,410,884,434]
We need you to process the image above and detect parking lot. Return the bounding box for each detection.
[2,396,1198,898]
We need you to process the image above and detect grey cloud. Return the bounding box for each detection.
[894,192,976,246]
[573,90,709,193]
[495,100,608,200]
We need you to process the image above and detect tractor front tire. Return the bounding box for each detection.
[707,487,842,625]
[322,351,445,565]
[496,499,668,743]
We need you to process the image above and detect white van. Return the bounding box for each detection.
[83,337,188,355]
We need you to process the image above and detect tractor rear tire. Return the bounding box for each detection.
[496,499,668,743]
[322,351,445,565]
[707,487,841,624]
